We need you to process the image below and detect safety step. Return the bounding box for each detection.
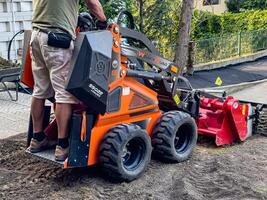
[26,149,64,166]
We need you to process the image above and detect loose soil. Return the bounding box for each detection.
[0,57,16,69]
[0,134,266,200]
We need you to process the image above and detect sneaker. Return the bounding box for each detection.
[27,138,57,153]
[55,145,69,161]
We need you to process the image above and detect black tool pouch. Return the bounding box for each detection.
[47,32,72,49]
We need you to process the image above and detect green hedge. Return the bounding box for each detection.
[192,10,267,39]
[226,0,267,13]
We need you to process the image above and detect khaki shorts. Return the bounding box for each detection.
[30,30,78,104]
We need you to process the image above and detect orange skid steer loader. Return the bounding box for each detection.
[23,11,200,182]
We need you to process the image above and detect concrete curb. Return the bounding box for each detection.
[201,78,267,95]
[194,50,267,71]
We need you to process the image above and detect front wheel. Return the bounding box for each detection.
[100,124,152,182]
[152,111,197,162]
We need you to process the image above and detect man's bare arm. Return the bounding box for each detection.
[84,0,106,22]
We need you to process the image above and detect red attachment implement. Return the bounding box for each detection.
[197,96,253,146]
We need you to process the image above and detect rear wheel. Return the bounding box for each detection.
[100,124,152,182]
[255,108,267,136]
[152,111,197,162]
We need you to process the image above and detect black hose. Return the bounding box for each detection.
[8,30,25,60]
[177,76,193,90]
[117,10,135,30]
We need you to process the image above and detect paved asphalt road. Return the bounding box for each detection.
[189,57,267,88]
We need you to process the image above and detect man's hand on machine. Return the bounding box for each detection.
[96,20,108,30]
[84,0,107,28]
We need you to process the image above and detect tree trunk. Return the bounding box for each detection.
[174,0,194,75]
[139,0,144,32]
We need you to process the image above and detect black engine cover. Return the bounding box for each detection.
[66,31,113,114]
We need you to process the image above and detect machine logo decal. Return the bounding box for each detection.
[89,83,104,98]
[112,60,119,69]
[96,61,105,74]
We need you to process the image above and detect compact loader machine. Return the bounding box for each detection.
[23,11,267,181]
[25,12,199,181]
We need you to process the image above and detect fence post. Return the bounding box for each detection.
[237,32,242,57]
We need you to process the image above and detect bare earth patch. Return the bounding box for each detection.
[0,134,266,200]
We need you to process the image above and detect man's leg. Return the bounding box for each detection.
[31,97,45,133]
[28,30,55,152]
[28,97,50,152]
[55,103,72,147]
[42,40,78,161]
[54,103,73,161]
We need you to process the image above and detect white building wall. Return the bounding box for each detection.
[0,0,32,61]
[195,0,228,14]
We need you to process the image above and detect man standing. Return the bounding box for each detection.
[28,0,106,161]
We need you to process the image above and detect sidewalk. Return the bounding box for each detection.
[0,91,31,139]
[231,82,267,104]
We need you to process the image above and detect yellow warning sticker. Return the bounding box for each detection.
[242,104,247,115]
[171,65,178,74]
[173,94,181,105]
[215,77,223,86]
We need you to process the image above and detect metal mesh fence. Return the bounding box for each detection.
[157,29,267,65]
[193,33,239,64]
[240,29,267,55]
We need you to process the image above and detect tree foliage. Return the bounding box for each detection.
[79,0,135,19]
[79,0,182,47]
[79,0,267,65]
[226,0,267,13]
[142,0,181,47]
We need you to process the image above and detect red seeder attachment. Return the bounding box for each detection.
[197,96,253,146]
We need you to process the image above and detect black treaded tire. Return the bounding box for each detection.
[100,124,152,182]
[152,111,197,162]
[255,108,267,136]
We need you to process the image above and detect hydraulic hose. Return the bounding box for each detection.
[117,10,135,30]
[8,30,25,60]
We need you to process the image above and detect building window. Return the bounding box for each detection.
[203,0,219,6]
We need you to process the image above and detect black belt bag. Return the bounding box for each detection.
[47,32,72,49]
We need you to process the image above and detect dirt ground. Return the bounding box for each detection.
[0,134,266,200]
